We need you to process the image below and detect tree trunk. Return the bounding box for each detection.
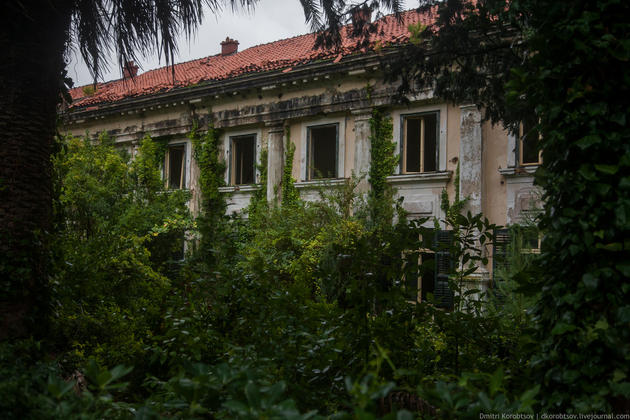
[0,2,71,339]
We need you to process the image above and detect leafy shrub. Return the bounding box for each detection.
[50,134,191,369]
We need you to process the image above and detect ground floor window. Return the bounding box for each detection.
[492,226,541,288]
[408,229,454,309]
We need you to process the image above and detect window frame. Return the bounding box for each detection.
[306,122,339,180]
[403,229,454,308]
[164,142,188,190]
[300,117,346,182]
[222,129,262,187]
[400,111,440,174]
[392,104,447,175]
[229,133,257,186]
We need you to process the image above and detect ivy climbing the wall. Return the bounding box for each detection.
[248,148,268,219]
[189,124,227,270]
[367,108,399,227]
[367,108,397,200]
[281,126,300,207]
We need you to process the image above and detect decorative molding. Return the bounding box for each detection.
[294,178,347,189]
[499,166,539,178]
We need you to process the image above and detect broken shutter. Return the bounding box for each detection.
[434,230,454,310]
[492,228,511,302]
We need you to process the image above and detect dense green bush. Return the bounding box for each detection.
[50,134,191,368]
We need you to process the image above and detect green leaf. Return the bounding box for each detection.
[47,376,74,399]
[596,242,623,251]
[594,164,619,175]
[551,323,576,335]
[520,385,540,406]
[109,365,133,383]
[576,135,601,150]
[395,410,414,420]
[489,367,504,396]
[244,381,261,408]
[616,306,630,323]
[266,381,286,403]
[613,370,627,383]
[582,273,598,289]
[611,382,630,397]
[223,400,250,414]
[594,318,609,330]
[478,391,492,410]
[578,166,598,181]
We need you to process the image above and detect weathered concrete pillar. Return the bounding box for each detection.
[459,104,490,286]
[459,104,483,214]
[266,123,284,202]
[352,109,372,192]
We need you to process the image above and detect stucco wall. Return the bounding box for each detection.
[482,120,508,227]
[61,72,535,230]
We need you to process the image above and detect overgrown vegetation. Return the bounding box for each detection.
[50,134,191,369]
[0,110,545,419]
[2,0,628,415]
[389,0,630,412]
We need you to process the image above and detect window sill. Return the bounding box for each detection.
[387,171,452,184]
[295,178,348,189]
[219,184,262,193]
[499,166,539,177]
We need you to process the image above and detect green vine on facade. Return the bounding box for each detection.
[368,108,397,201]
[248,148,268,217]
[189,123,227,267]
[366,108,398,227]
[281,126,300,206]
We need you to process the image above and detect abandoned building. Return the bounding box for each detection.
[60,9,542,297]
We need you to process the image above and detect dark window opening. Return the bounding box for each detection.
[407,229,452,307]
[167,145,185,189]
[309,124,338,179]
[231,135,256,185]
[403,113,438,173]
[405,119,421,172]
[520,116,540,165]
[423,115,437,172]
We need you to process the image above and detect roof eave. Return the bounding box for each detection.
[61,47,402,122]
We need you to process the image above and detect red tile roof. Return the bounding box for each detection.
[69,9,432,108]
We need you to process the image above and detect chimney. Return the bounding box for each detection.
[123,61,139,79]
[221,37,239,56]
[351,5,372,26]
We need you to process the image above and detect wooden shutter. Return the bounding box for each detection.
[492,228,511,302]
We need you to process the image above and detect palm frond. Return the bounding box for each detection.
[72,0,257,83]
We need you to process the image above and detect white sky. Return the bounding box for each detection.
[67,0,413,87]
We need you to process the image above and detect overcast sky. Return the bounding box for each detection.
[67,0,413,87]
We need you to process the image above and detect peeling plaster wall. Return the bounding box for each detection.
[344,116,355,179]
[445,104,461,201]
